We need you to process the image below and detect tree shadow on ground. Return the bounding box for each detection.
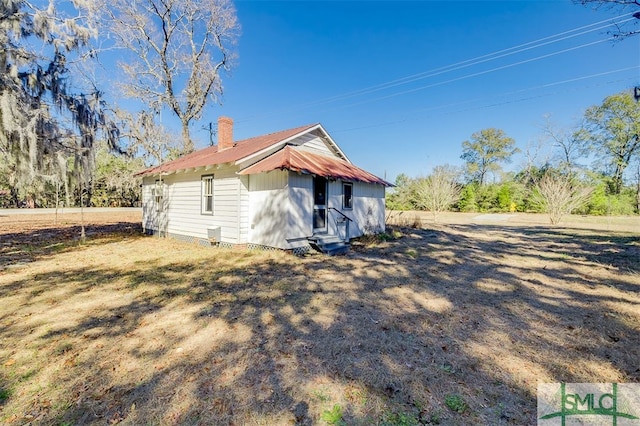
[489,224,640,272]
[0,222,143,268]
[0,223,638,425]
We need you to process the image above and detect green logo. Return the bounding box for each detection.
[538,383,640,425]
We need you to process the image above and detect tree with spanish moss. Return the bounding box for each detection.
[0,0,119,211]
[1,0,121,241]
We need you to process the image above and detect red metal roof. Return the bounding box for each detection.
[238,146,392,186]
[135,124,318,177]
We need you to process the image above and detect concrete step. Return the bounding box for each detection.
[308,235,342,245]
[308,234,349,256]
[324,243,349,256]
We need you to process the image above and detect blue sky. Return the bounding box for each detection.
[164,1,639,181]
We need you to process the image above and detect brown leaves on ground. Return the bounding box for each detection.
[0,211,638,425]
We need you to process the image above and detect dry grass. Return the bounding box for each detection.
[0,210,639,425]
[387,210,640,233]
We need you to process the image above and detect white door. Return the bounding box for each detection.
[312,176,327,233]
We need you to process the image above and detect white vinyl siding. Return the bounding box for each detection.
[141,176,156,232]
[141,166,248,244]
[294,134,334,156]
[238,175,250,243]
[248,170,290,248]
[352,182,386,235]
[288,173,313,242]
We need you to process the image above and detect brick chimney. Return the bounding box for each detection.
[217,116,234,151]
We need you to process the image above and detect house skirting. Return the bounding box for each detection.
[247,243,310,256]
[143,229,311,256]
[144,229,212,247]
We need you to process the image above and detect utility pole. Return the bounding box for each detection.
[203,122,217,146]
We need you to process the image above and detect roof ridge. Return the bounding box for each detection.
[235,123,319,145]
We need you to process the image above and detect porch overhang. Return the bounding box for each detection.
[237,146,392,186]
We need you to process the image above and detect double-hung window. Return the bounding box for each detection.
[154,180,164,212]
[342,182,353,209]
[202,175,214,215]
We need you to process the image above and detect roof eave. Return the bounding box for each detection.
[136,162,228,178]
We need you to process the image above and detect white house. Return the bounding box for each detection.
[136,117,391,254]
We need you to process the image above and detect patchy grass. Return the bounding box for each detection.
[444,394,467,414]
[320,404,345,425]
[0,211,639,425]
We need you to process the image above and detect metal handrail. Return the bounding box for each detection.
[328,207,352,242]
[328,207,353,222]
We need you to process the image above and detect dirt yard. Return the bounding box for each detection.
[0,210,638,425]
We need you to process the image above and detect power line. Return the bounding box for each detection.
[331,67,639,133]
[324,37,617,112]
[297,15,635,108]
[234,12,636,124]
[426,66,639,112]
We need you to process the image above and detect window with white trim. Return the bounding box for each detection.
[342,182,353,209]
[202,175,214,214]
[154,180,164,212]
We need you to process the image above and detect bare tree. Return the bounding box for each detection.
[541,115,589,176]
[575,0,640,39]
[413,165,461,222]
[533,171,593,225]
[100,0,240,152]
[519,137,551,186]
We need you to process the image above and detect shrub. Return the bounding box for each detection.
[457,184,478,212]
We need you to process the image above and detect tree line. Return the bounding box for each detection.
[387,90,640,223]
[0,0,638,213]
